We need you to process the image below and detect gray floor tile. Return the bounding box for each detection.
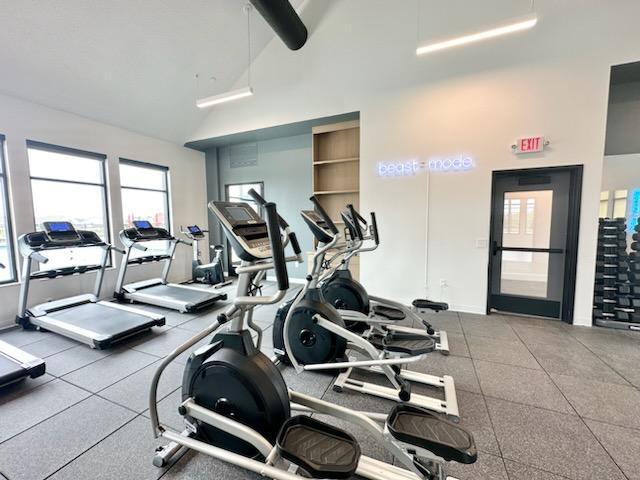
[0,327,53,347]
[48,416,173,480]
[512,324,582,348]
[161,450,261,480]
[551,373,640,430]
[177,312,224,333]
[0,378,90,443]
[585,419,640,480]
[466,335,541,369]
[99,359,185,412]
[461,316,520,341]
[456,390,501,456]
[486,397,626,480]
[528,341,630,385]
[422,312,463,335]
[44,344,112,377]
[0,395,135,480]
[590,348,640,388]
[504,459,572,479]
[21,334,81,358]
[279,364,335,399]
[63,348,158,392]
[474,360,574,414]
[445,452,508,480]
[447,332,470,357]
[129,327,199,359]
[408,353,481,394]
[142,388,184,432]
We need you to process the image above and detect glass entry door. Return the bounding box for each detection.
[488,167,582,322]
[224,182,263,276]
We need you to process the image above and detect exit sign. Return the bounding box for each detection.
[512,136,548,154]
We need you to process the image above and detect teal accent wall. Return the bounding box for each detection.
[205,133,313,279]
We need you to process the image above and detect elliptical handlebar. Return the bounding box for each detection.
[310,195,339,235]
[347,204,364,241]
[264,202,289,292]
[370,212,380,245]
[248,188,289,229]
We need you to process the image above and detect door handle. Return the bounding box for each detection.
[492,241,500,256]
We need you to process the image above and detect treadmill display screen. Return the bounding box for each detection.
[188,225,202,234]
[134,220,153,230]
[46,222,74,233]
[227,207,254,222]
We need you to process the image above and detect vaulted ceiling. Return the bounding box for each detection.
[0,0,302,143]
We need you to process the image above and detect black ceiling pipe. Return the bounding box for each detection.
[249,0,308,50]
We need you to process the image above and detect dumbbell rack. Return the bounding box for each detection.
[594,217,640,331]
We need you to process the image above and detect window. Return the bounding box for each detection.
[613,189,628,218]
[27,141,109,270]
[599,191,610,218]
[120,160,170,229]
[225,182,263,269]
[525,198,535,234]
[503,198,521,234]
[0,135,16,283]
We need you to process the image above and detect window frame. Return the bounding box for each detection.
[224,181,264,275]
[0,134,17,284]
[119,158,171,232]
[27,140,111,245]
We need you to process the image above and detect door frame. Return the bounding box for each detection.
[485,165,583,323]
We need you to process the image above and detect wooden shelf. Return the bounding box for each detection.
[313,157,359,166]
[313,189,359,195]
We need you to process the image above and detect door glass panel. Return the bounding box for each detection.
[503,190,553,249]
[501,251,550,298]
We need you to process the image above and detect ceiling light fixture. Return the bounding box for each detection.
[416,14,538,56]
[197,4,254,109]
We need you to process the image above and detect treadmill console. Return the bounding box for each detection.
[186,225,205,239]
[122,221,173,242]
[208,201,270,261]
[20,222,105,251]
[301,210,333,244]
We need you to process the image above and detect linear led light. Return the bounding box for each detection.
[416,15,538,56]
[196,86,254,109]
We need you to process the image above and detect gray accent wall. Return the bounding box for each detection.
[605,81,640,155]
[205,133,313,280]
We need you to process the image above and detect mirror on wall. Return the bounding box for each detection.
[594,62,640,330]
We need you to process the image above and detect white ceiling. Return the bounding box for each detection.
[0,0,302,143]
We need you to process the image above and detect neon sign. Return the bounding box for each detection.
[377,155,475,177]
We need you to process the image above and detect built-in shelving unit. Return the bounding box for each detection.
[311,120,360,279]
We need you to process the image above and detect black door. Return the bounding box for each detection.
[487,166,582,322]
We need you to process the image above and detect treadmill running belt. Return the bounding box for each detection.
[0,354,27,386]
[44,302,162,348]
[139,284,222,305]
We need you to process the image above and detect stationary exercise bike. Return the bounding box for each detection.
[150,199,476,480]
[246,192,459,418]
[321,204,450,354]
[180,225,231,288]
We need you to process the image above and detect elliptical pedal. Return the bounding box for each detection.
[412,298,449,312]
[372,304,406,321]
[276,416,361,479]
[386,405,477,465]
[382,333,436,356]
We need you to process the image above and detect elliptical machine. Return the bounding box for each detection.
[150,199,476,480]
[255,192,459,418]
[321,204,450,354]
[180,225,231,288]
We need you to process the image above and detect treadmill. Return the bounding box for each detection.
[114,221,227,313]
[16,222,166,349]
[0,262,46,387]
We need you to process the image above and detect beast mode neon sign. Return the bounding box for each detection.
[377,155,475,177]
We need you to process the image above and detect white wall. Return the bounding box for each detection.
[0,93,206,327]
[189,0,640,325]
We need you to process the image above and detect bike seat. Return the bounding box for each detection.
[387,405,476,464]
[383,333,435,355]
[276,416,360,479]
[412,299,449,312]
[372,305,406,321]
